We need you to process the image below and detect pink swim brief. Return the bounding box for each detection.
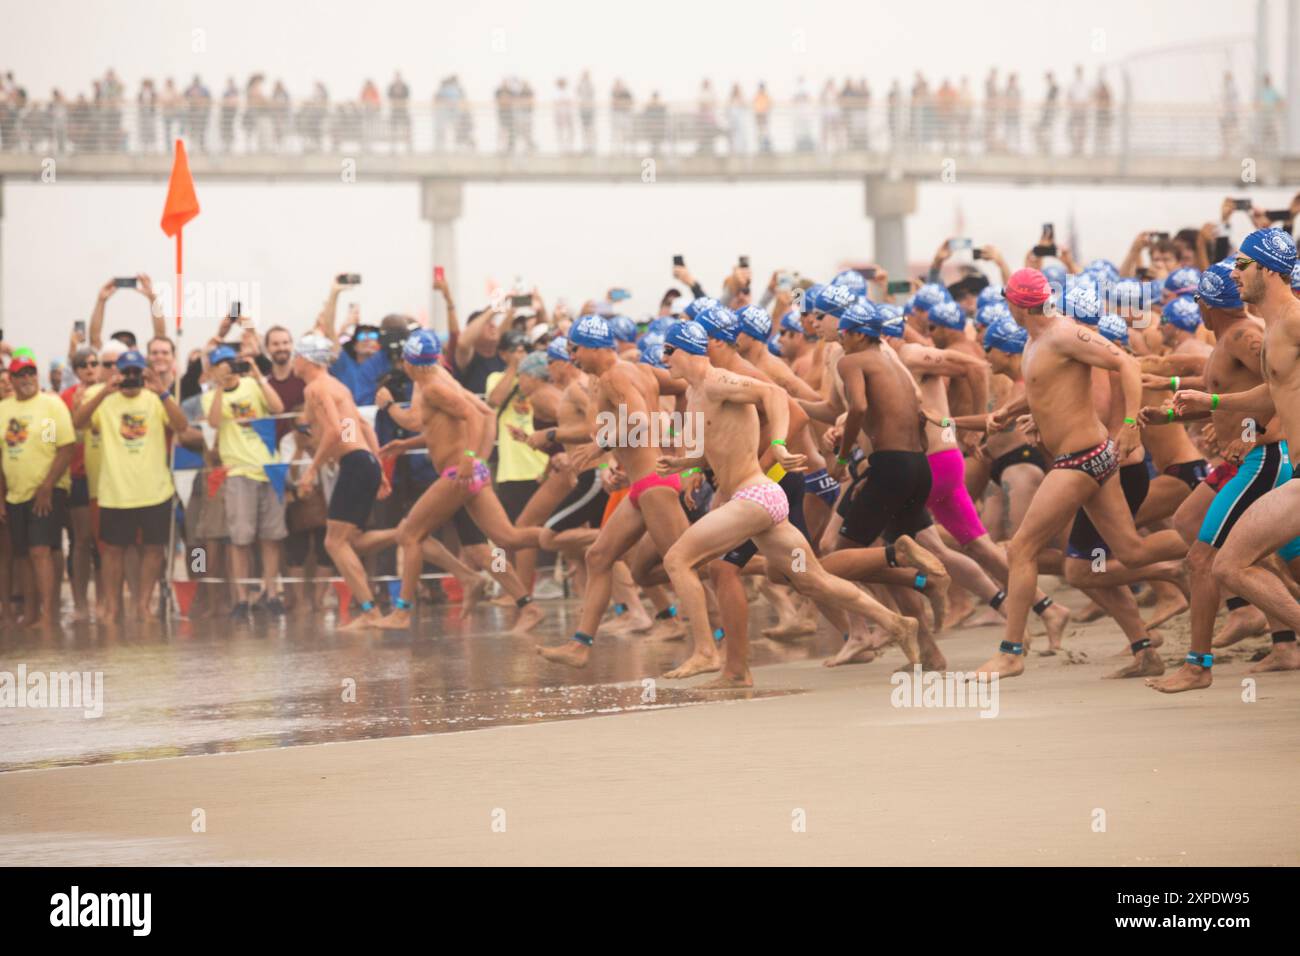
[441,459,492,496]
[730,479,790,528]
[628,471,682,509]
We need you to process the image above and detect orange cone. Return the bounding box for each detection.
[332,580,353,621]
[172,580,197,617]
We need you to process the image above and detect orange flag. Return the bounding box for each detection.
[160,140,200,236]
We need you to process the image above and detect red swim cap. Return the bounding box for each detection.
[1005,268,1052,308]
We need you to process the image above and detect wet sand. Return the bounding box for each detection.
[2,596,1298,866]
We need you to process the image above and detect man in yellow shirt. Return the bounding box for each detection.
[0,354,77,629]
[73,350,189,621]
[202,344,286,617]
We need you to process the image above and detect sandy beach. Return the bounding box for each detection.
[3,604,1297,867]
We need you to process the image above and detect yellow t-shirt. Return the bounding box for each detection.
[201,377,275,481]
[0,392,75,504]
[91,390,175,509]
[486,371,550,483]
[82,383,105,498]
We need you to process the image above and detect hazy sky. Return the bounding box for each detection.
[1,0,1295,367]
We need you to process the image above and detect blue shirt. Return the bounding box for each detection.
[329,349,390,406]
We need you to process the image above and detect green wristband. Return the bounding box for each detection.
[1166,408,1176,423]
[1170,376,1180,391]
[682,467,701,478]
[836,455,850,466]
[1211,393,1220,410]
[1123,417,1137,426]
[770,438,787,446]
[463,450,478,458]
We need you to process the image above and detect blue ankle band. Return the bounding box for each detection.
[572,631,594,646]
[999,640,1024,656]
[713,628,725,642]
[393,598,412,611]
[613,603,627,616]
[914,573,927,591]
[1186,652,1213,668]
[360,601,375,612]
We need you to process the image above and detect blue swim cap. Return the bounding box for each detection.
[779,311,806,335]
[1239,227,1298,275]
[1293,263,1300,291]
[830,269,868,295]
[802,283,826,312]
[1161,294,1202,332]
[927,299,966,330]
[1085,258,1120,282]
[1164,267,1201,296]
[913,283,949,311]
[839,301,882,337]
[646,316,676,338]
[767,335,784,357]
[1197,260,1243,309]
[1042,263,1067,294]
[638,331,666,352]
[983,317,1027,355]
[1097,314,1129,347]
[546,337,572,363]
[403,329,442,366]
[1110,278,1148,312]
[976,285,1004,310]
[812,283,857,318]
[568,314,615,350]
[976,301,1012,328]
[639,343,668,369]
[1063,285,1102,324]
[881,314,906,338]
[682,296,719,321]
[607,314,637,343]
[665,319,709,356]
[697,304,740,343]
[737,305,773,340]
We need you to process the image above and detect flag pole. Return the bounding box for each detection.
[163,225,182,625]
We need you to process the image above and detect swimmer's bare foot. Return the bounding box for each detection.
[1248,640,1300,673]
[537,640,591,668]
[1074,599,1106,623]
[69,606,91,624]
[887,614,921,665]
[894,645,947,672]
[695,670,753,689]
[663,651,721,679]
[646,616,686,641]
[373,608,412,630]
[964,607,1004,628]
[604,609,651,635]
[1147,662,1212,693]
[510,601,545,635]
[1212,606,1268,648]
[1105,647,1165,679]
[894,535,949,627]
[763,617,818,641]
[458,575,487,617]
[1146,586,1189,630]
[1041,603,1071,653]
[340,607,383,631]
[823,637,878,667]
[972,650,1025,679]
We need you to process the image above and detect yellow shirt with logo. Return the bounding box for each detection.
[486,371,550,483]
[82,383,105,498]
[0,392,75,504]
[91,390,175,509]
[201,377,275,481]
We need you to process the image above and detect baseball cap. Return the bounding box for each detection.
[208,345,238,366]
[568,315,615,350]
[8,355,37,374]
[116,350,147,371]
[1004,268,1052,308]
[665,320,709,356]
[1161,295,1202,332]
[1239,227,1298,275]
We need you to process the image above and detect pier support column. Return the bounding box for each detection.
[865,176,916,281]
[420,179,463,333]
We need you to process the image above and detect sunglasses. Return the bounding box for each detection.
[12,368,37,378]
[355,331,379,341]
[1233,256,1258,272]
[75,360,100,369]
[662,344,678,357]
